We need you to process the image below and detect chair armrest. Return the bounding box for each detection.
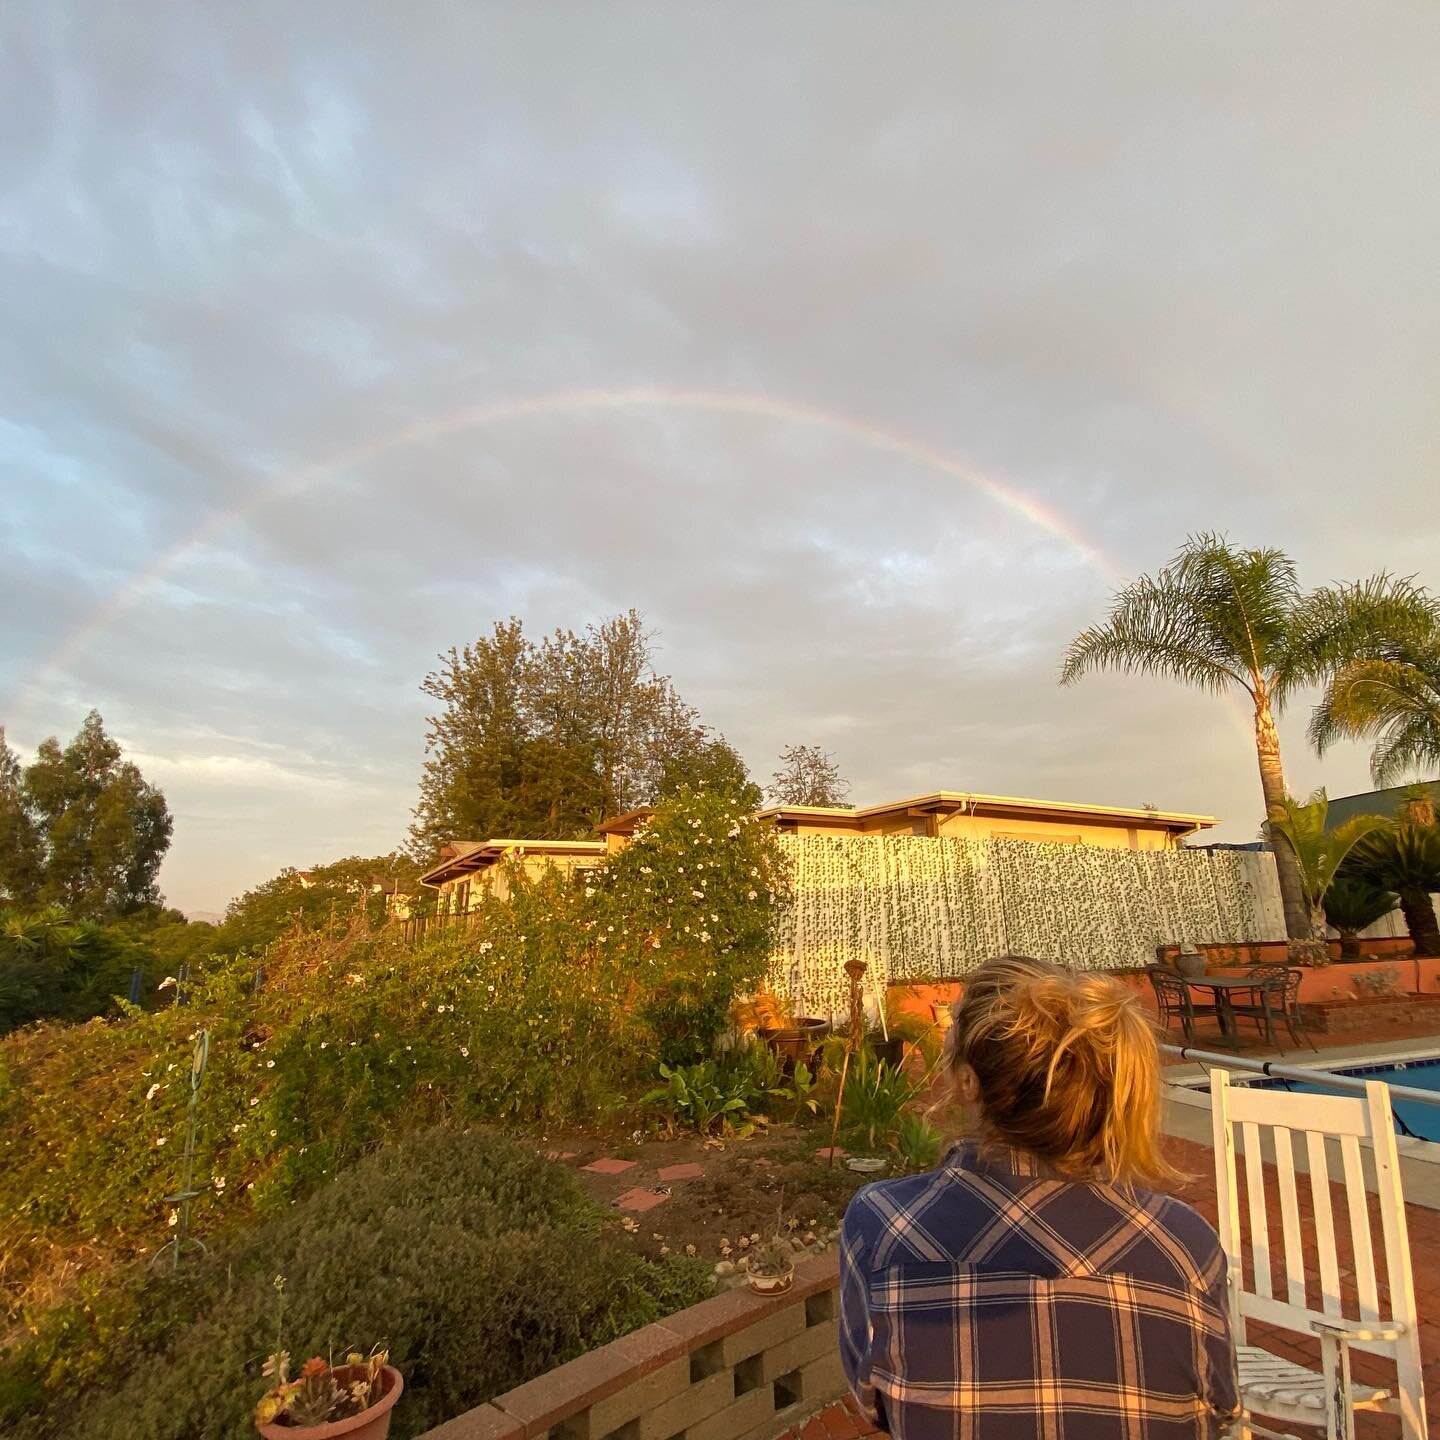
[1309,1316,1408,1343]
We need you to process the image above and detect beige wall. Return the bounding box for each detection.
[438,853,602,910]
[936,812,1177,850]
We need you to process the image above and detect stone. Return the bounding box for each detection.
[616,1187,668,1213]
[657,1162,706,1182]
[583,1157,638,1175]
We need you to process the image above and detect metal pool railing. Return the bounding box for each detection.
[1162,1043,1440,1141]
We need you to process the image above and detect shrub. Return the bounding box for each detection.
[2,1127,712,1440]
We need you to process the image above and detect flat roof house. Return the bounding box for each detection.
[420,838,606,913]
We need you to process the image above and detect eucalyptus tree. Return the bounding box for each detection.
[1062,535,1435,941]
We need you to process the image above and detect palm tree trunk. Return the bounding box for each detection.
[1254,692,1312,941]
[1398,887,1440,958]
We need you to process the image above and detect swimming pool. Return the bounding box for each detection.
[1206,1054,1440,1142]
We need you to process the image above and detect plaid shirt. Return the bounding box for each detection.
[840,1142,1238,1440]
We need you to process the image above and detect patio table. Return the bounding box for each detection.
[1183,975,1265,1049]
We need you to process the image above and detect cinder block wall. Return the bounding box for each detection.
[420,1255,845,1440]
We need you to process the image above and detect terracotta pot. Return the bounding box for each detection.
[746,1262,794,1296]
[257,1365,403,1440]
[757,1018,828,1063]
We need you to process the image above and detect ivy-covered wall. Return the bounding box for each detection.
[768,835,1282,1017]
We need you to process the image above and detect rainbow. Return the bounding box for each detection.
[9,386,1128,725]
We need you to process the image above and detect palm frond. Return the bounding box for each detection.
[1061,562,1251,696]
[1264,789,1388,908]
[1278,575,1440,705]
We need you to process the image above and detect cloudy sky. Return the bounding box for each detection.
[3,4,1439,914]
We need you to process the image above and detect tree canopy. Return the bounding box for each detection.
[0,713,172,919]
[1061,534,1437,940]
[409,611,745,855]
[767,743,851,807]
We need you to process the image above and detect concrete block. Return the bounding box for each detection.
[759,1323,838,1383]
[719,1300,806,1366]
[799,1353,847,1404]
[420,1403,526,1440]
[636,1369,734,1440]
[586,1357,689,1439]
[684,1386,778,1440]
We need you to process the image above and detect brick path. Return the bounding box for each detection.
[775,1133,1440,1438]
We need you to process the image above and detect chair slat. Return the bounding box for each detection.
[1241,1120,1271,1299]
[1339,1134,1380,1324]
[1304,1130,1342,1317]
[1272,1125,1306,1309]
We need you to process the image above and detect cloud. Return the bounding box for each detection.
[2,1,1438,910]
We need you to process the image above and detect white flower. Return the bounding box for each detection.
[584,886,595,897]
[747,891,757,901]
[692,889,704,899]
[146,1083,161,1101]
[214,1176,226,1190]
[157,976,177,991]
[249,1097,259,1107]
[699,932,711,943]
[168,1211,178,1227]
[460,1046,469,1058]
[320,1041,328,1049]
[266,1059,275,1068]
[155,1136,167,1147]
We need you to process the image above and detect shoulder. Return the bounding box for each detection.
[841,1168,947,1247]
[1127,1187,1227,1287]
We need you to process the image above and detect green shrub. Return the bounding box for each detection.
[840,1046,923,1151]
[892,1112,943,1171]
[3,1127,711,1440]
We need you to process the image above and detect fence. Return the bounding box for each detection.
[768,835,1284,1018]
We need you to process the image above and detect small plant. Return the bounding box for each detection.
[254,1346,390,1429]
[732,984,795,1033]
[841,1045,923,1151]
[891,1112,943,1171]
[744,1193,795,1293]
[784,1059,820,1121]
[641,1061,749,1134]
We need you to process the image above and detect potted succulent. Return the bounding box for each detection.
[745,1231,796,1295]
[255,1346,402,1440]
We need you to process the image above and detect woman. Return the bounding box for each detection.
[840,956,1237,1439]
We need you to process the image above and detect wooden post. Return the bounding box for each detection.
[828,960,869,1168]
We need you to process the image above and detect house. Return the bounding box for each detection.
[595,790,1213,851]
[420,838,606,914]
[1324,780,1440,829]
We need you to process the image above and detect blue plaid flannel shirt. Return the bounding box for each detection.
[840,1142,1238,1439]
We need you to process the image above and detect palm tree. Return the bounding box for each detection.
[1263,790,1388,940]
[1061,535,1436,941]
[1322,876,1398,960]
[1310,618,1440,786]
[1344,820,1440,958]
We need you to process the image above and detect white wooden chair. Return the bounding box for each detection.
[1210,1070,1427,1439]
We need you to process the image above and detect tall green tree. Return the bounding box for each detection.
[410,611,717,855]
[0,728,44,907]
[1310,613,1440,786]
[8,712,172,919]
[656,735,762,809]
[1061,535,1436,940]
[767,743,851,807]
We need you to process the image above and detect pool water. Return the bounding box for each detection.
[1232,1056,1440,1143]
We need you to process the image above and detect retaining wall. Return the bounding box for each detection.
[420,1255,845,1440]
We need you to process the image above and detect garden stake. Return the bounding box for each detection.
[152,1027,209,1274]
[828,959,869,1168]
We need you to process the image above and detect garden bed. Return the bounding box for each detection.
[1300,993,1440,1034]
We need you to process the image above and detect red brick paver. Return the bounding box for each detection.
[814,1146,846,1160]
[656,1162,705,1182]
[582,1157,638,1175]
[614,1187,668,1213]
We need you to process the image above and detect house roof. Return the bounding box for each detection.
[757,790,1216,835]
[594,807,654,835]
[1324,780,1440,830]
[420,838,606,888]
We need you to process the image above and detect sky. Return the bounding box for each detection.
[2,4,1439,915]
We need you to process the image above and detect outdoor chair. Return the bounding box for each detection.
[1229,964,1316,1053]
[1145,964,1219,1043]
[1210,1069,1426,1438]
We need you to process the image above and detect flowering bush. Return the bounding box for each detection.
[0,787,787,1408]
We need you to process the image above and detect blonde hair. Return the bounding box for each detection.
[946,955,1177,1187]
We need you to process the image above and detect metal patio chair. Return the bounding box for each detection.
[1146,963,1219,1043]
[1229,964,1316,1052]
[1211,1069,1426,1438]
